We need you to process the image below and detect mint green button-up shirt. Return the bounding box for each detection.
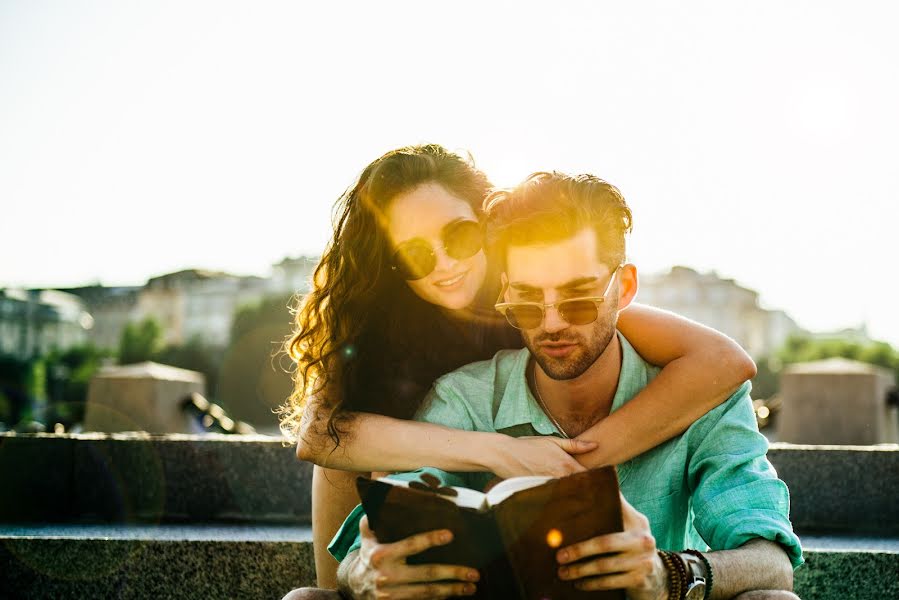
[329,333,803,569]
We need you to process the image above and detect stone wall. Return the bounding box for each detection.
[1,433,897,599]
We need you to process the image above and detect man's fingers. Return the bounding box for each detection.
[557,531,653,564]
[388,528,454,559]
[379,581,477,599]
[390,563,479,585]
[558,550,654,580]
[573,571,646,592]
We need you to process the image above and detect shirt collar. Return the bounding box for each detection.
[494,332,649,433]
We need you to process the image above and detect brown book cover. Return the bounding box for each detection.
[358,467,625,600]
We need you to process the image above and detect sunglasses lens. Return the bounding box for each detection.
[445,220,483,260]
[506,305,544,329]
[393,241,435,280]
[558,299,599,325]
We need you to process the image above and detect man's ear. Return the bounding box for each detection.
[616,263,638,312]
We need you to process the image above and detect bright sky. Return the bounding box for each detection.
[1,1,898,345]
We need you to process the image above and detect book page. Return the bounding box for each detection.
[375,476,488,511]
[485,475,553,507]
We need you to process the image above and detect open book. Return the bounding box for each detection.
[357,467,624,600]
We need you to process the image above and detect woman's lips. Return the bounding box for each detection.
[434,270,468,290]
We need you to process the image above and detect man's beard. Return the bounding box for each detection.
[523,305,618,381]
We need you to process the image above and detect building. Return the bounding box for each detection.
[137,270,270,347]
[637,266,804,358]
[0,289,94,359]
[62,285,141,351]
[270,256,317,296]
[18,256,317,354]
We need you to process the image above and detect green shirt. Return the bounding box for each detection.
[329,333,803,569]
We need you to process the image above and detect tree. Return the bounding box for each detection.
[155,336,223,399]
[44,344,111,427]
[217,293,295,430]
[118,318,163,365]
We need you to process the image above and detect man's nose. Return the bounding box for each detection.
[542,304,569,334]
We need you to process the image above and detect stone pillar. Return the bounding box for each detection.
[778,358,898,445]
[83,362,205,434]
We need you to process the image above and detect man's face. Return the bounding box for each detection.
[503,227,620,380]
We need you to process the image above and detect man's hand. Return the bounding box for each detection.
[342,515,480,600]
[556,494,668,600]
[489,436,597,478]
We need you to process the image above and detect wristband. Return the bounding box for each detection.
[683,549,713,600]
[657,550,685,599]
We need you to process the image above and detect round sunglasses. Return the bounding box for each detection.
[494,265,622,330]
[391,219,484,280]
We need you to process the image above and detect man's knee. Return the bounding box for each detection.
[731,591,800,600]
[281,587,344,600]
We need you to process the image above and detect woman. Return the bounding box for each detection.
[279,144,756,588]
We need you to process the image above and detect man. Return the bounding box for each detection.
[310,172,803,600]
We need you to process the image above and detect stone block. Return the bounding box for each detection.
[778,358,898,445]
[83,362,205,434]
[769,444,899,535]
[1,532,897,600]
[0,528,316,599]
[70,434,312,524]
[0,434,74,522]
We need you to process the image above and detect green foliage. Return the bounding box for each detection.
[218,293,294,428]
[0,354,30,424]
[118,318,163,365]
[753,335,899,399]
[750,356,781,401]
[776,335,899,375]
[44,344,111,426]
[155,336,223,399]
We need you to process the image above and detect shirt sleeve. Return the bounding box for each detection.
[327,468,471,562]
[687,382,804,569]
[414,377,485,431]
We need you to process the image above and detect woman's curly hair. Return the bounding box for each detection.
[278,144,492,446]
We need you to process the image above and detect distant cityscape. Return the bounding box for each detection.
[0,259,871,363]
[0,256,317,360]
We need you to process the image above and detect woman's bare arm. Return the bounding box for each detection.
[296,397,596,477]
[575,303,757,468]
[312,466,366,588]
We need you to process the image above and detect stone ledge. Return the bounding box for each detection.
[768,444,899,535]
[1,532,896,600]
[1,434,897,535]
[0,432,310,524]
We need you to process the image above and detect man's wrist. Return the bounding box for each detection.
[336,551,362,600]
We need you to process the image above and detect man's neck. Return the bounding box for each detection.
[534,334,623,438]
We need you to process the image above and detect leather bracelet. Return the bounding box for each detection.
[683,549,713,600]
[657,550,685,599]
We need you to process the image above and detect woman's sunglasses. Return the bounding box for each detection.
[494,265,622,330]
[391,219,484,280]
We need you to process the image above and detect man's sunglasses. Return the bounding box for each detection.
[494,265,623,330]
[391,219,484,280]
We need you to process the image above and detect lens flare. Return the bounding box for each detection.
[546,528,563,548]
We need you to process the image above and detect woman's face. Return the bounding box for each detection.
[386,182,488,310]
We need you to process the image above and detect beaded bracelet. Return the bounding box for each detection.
[657,550,685,599]
[683,549,713,600]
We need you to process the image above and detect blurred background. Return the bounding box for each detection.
[1,0,897,440]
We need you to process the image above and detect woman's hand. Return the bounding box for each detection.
[488,436,598,478]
